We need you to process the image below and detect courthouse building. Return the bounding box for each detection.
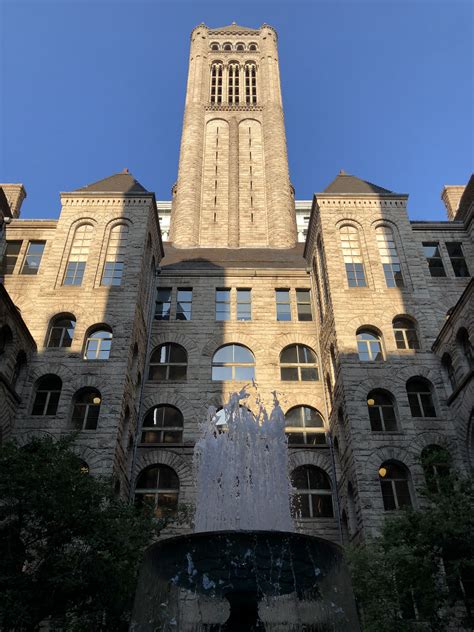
[0,23,473,545]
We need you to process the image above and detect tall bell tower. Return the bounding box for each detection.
[170,23,297,248]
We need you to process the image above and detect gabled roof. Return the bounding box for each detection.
[210,23,259,33]
[322,170,394,195]
[75,170,149,194]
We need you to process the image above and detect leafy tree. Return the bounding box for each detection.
[348,470,474,631]
[0,436,164,631]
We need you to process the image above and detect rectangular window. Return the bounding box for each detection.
[446,242,470,277]
[155,288,172,320]
[340,226,367,287]
[176,288,192,320]
[237,288,251,321]
[63,261,86,286]
[2,241,22,275]
[345,263,367,287]
[296,289,312,321]
[20,241,46,275]
[376,227,404,288]
[101,262,124,286]
[276,289,291,321]
[215,288,231,321]
[423,242,446,277]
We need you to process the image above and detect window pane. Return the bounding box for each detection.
[281,346,298,363]
[300,367,318,381]
[395,480,412,508]
[234,366,255,381]
[32,392,48,415]
[368,407,383,431]
[381,481,396,511]
[212,366,232,381]
[169,345,187,363]
[169,365,187,380]
[216,289,230,301]
[233,345,253,363]
[2,241,22,274]
[21,242,46,275]
[306,432,326,445]
[297,303,313,321]
[408,393,422,417]
[46,391,60,415]
[148,365,167,381]
[420,393,436,417]
[394,330,406,349]
[280,366,298,381]
[312,494,333,518]
[295,494,310,518]
[213,346,234,363]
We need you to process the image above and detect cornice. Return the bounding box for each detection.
[60,194,154,206]
[205,104,263,112]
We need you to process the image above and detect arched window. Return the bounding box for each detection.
[280,344,319,381]
[285,406,326,445]
[0,325,13,355]
[393,317,420,350]
[71,388,101,430]
[210,62,223,103]
[141,405,183,444]
[406,377,436,417]
[84,326,113,360]
[211,344,255,381]
[421,445,451,493]
[457,328,473,369]
[210,42,220,51]
[290,465,333,518]
[63,223,93,286]
[248,43,257,51]
[223,43,232,51]
[46,314,76,348]
[135,465,179,517]
[101,224,128,286]
[32,375,62,416]
[148,343,187,380]
[356,329,384,361]
[442,353,456,390]
[236,43,245,51]
[367,390,398,431]
[245,63,257,104]
[340,225,367,287]
[78,460,89,475]
[378,461,413,510]
[376,226,404,287]
[227,61,240,104]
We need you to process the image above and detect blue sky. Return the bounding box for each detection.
[1,0,473,221]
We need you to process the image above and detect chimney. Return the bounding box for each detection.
[441,185,465,221]
[0,183,27,218]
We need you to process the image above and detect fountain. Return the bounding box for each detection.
[131,390,360,631]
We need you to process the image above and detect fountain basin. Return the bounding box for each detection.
[131,530,360,631]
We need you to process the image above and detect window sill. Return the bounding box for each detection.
[295,517,336,522]
[139,443,193,448]
[370,431,405,436]
[146,379,188,384]
[288,444,329,449]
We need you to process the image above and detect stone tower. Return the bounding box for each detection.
[170,23,297,248]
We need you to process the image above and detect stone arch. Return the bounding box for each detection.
[280,398,327,422]
[69,444,103,474]
[201,333,264,358]
[288,449,333,476]
[141,391,194,424]
[352,376,407,409]
[150,332,199,363]
[133,449,193,487]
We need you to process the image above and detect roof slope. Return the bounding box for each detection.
[323,171,393,195]
[75,171,149,194]
[210,23,259,33]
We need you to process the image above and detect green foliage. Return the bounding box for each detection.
[347,472,474,631]
[0,436,163,631]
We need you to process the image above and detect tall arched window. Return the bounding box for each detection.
[457,328,473,369]
[280,344,319,381]
[421,445,451,493]
[148,343,187,380]
[376,226,404,287]
[442,353,456,390]
[63,224,93,286]
[46,314,76,348]
[141,405,184,444]
[393,317,420,350]
[367,390,398,431]
[245,63,257,104]
[135,465,179,517]
[227,62,240,104]
[71,388,101,430]
[285,406,326,445]
[101,224,128,286]
[340,225,366,287]
[406,377,436,417]
[378,461,413,510]
[210,62,223,103]
[84,326,113,360]
[290,465,333,518]
[31,375,62,416]
[356,328,384,361]
[211,344,255,381]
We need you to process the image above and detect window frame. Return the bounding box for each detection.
[375,226,404,288]
[141,405,184,444]
[31,375,62,416]
[215,288,231,321]
[2,240,23,275]
[356,329,384,362]
[378,461,413,511]
[280,344,319,382]
[134,465,179,518]
[236,288,252,321]
[406,378,437,418]
[422,241,447,278]
[291,465,334,519]
[285,406,326,446]
[296,289,313,322]
[176,287,192,321]
[211,343,255,381]
[46,314,76,349]
[275,288,292,321]
[63,223,94,286]
[445,241,470,278]
[148,343,188,381]
[340,225,367,288]
[84,327,113,361]
[367,390,398,432]
[71,388,102,430]
[393,317,420,350]
[100,223,129,287]
[20,241,46,275]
